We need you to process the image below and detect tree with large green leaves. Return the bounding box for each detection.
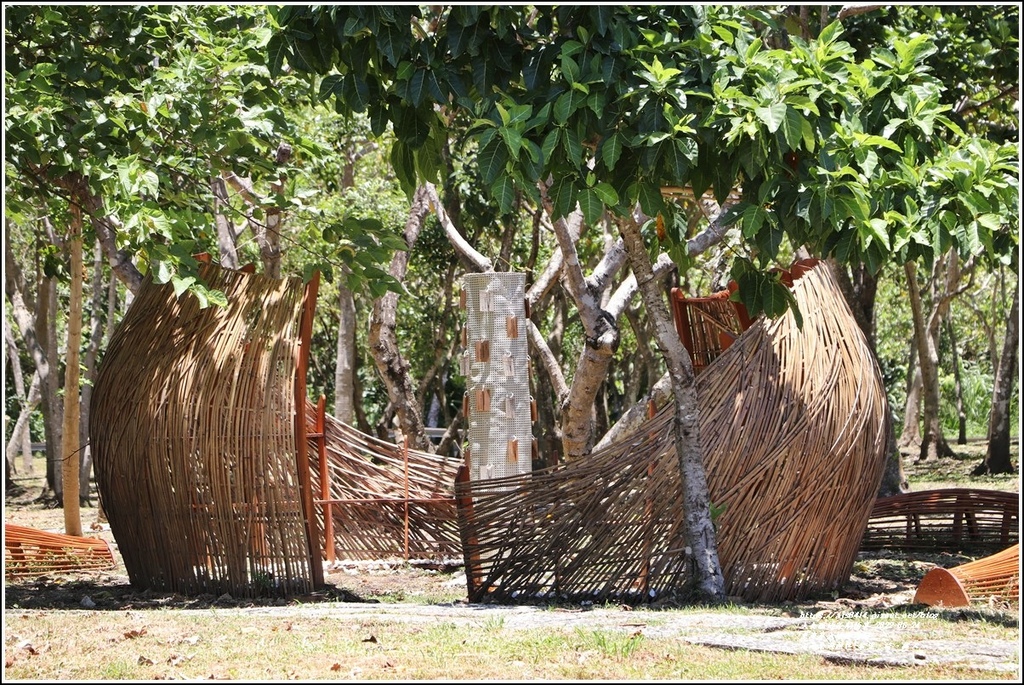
[3,4,410,526]
[270,4,1018,602]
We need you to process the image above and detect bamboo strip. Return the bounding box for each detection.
[5,524,115,578]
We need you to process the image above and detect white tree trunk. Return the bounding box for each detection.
[618,217,724,602]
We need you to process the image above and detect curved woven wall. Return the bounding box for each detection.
[91,264,317,597]
[456,259,889,603]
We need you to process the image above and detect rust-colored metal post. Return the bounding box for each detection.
[454,465,482,599]
[294,271,324,588]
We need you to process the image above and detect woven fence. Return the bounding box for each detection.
[456,259,889,604]
[305,399,462,562]
[861,488,1018,553]
[91,264,320,598]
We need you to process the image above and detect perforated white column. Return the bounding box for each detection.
[460,272,532,481]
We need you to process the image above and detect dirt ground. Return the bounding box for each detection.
[3,442,1020,676]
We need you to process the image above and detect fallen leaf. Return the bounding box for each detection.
[361,635,377,643]
[330,663,341,672]
[124,628,148,639]
[138,655,154,666]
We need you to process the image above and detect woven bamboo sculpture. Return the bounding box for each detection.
[305,398,463,563]
[91,263,321,598]
[5,523,115,578]
[862,488,1018,553]
[456,259,889,603]
[914,543,1020,607]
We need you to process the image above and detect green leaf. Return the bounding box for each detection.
[478,137,509,185]
[319,74,343,102]
[577,187,603,225]
[491,174,515,215]
[636,181,663,217]
[151,259,172,285]
[554,89,585,124]
[754,102,787,134]
[499,126,523,158]
[601,131,624,170]
[171,275,196,298]
[390,140,416,196]
[781,107,804,150]
[541,128,561,165]
[761,278,790,319]
[592,181,619,207]
[267,34,287,77]
[562,127,582,166]
[551,175,578,220]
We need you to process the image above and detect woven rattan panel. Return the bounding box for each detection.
[455,260,889,604]
[91,264,315,597]
[305,400,463,561]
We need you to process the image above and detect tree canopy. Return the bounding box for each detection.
[270,5,1017,318]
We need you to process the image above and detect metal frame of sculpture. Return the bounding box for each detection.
[305,397,462,563]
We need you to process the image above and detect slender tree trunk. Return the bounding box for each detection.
[333,276,357,425]
[78,240,112,502]
[5,373,40,475]
[975,277,1019,475]
[618,217,724,603]
[945,317,968,445]
[4,318,36,474]
[899,346,923,448]
[258,143,292,279]
[61,197,84,536]
[904,259,955,461]
[368,184,432,451]
[40,271,63,499]
[211,175,241,270]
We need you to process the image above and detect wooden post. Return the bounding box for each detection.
[315,395,333,565]
[294,271,324,588]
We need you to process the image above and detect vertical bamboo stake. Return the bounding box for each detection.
[294,271,324,587]
[316,395,333,565]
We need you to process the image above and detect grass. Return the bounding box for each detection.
[4,609,1016,680]
[4,443,1020,681]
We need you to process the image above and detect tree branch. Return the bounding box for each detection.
[424,182,492,272]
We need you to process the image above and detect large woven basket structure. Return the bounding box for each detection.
[91,263,322,597]
[456,259,889,603]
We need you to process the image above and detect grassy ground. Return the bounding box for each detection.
[3,440,1019,680]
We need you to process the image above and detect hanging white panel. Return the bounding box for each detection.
[461,272,532,481]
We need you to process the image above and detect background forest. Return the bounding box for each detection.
[3,4,1019,526]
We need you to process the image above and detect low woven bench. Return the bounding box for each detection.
[4,523,116,578]
[861,488,1018,553]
